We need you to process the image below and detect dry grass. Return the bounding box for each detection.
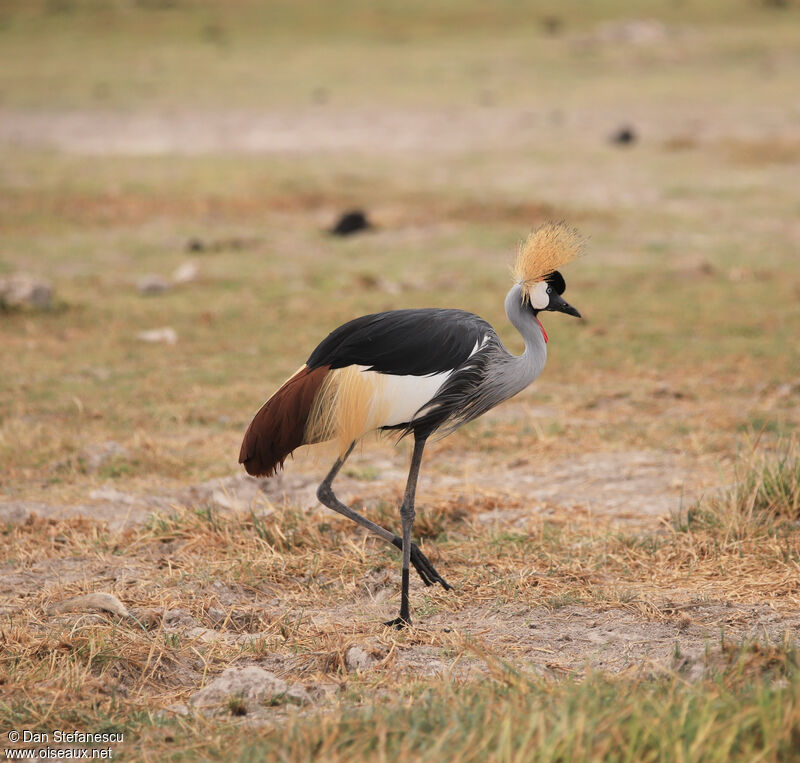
[3,446,800,757]
[233,652,800,762]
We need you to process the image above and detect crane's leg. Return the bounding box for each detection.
[316,442,450,591]
[384,435,427,629]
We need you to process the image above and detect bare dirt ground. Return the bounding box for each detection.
[4,102,797,157]
[1,425,790,692]
[0,438,715,529]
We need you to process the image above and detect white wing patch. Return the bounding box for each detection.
[376,368,452,427]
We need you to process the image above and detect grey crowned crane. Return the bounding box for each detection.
[239,222,583,627]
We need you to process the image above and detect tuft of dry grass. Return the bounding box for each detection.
[678,437,800,536]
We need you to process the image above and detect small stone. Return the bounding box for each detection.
[163,608,197,629]
[137,274,170,295]
[172,261,199,284]
[207,607,226,626]
[185,627,228,643]
[610,125,637,145]
[189,666,292,713]
[0,503,32,524]
[345,645,376,673]
[286,683,312,705]
[137,327,178,344]
[0,273,52,310]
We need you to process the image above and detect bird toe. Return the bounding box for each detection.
[383,616,412,630]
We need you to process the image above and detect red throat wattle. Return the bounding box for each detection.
[535,316,548,344]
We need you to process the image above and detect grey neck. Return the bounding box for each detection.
[500,283,548,395]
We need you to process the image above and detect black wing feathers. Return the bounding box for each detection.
[306,309,491,377]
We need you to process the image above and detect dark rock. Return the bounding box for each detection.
[610,126,637,146]
[330,210,372,236]
[186,236,256,253]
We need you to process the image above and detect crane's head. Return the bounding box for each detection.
[527,271,581,318]
[513,222,583,318]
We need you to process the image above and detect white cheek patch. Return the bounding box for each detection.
[529,281,550,310]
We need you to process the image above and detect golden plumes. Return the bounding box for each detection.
[512,221,583,290]
[305,366,389,455]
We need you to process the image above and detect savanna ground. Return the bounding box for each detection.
[2,1,800,759]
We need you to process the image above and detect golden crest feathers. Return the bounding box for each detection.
[512,221,583,289]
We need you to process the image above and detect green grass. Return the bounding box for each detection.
[232,654,800,762]
[6,638,798,761]
[1,1,798,111]
[679,438,800,536]
[745,445,800,521]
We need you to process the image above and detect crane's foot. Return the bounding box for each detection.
[391,537,452,591]
[383,615,412,630]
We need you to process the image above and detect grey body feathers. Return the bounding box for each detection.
[398,284,547,439]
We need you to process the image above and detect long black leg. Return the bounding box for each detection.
[384,435,428,629]
[316,442,450,590]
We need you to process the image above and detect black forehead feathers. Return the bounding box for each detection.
[545,270,566,295]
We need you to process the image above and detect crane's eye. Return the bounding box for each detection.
[546,286,552,294]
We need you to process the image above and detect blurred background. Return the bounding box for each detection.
[1,0,798,504]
